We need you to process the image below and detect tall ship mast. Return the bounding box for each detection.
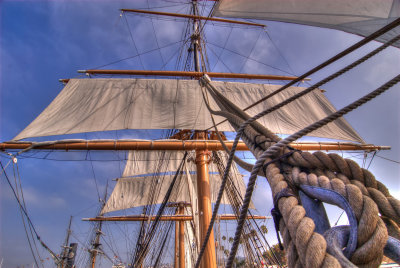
[1,1,400,267]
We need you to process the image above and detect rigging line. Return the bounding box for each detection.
[334,210,346,227]
[263,28,296,75]
[375,154,400,164]
[103,224,122,264]
[207,44,234,73]
[132,152,188,266]
[14,162,44,267]
[175,18,191,71]
[136,2,191,10]
[198,0,219,36]
[205,22,400,132]
[362,151,367,168]
[147,0,167,68]
[123,13,145,69]
[211,27,233,71]
[367,151,378,170]
[0,160,60,263]
[159,38,192,70]
[88,151,101,201]
[239,28,263,73]
[226,74,400,267]
[207,41,303,76]
[0,157,13,177]
[152,220,174,267]
[213,152,282,267]
[12,163,42,268]
[205,32,400,133]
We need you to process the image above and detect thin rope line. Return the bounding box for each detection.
[123,13,145,69]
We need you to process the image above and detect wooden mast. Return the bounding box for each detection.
[191,2,217,266]
[60,216,73,268]
[170,202,191,268]
[89,186,107,268]
[175,208,179,268]
[178,204,185,268]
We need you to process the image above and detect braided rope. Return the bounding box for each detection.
[266,162,341,267]
[284,152,400,225]
[195,24,400,267]
[291,168,388,266]
[226,75,400,267]
[196,37,400,267]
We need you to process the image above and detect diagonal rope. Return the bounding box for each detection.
[207,17,400,131]
[194,24,400,267]
[226,74,400,267]
[0,160,60,264]
[133,152,188,267]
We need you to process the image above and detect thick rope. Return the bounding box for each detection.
[226,74,400,267]
[194,23,400,267]
[208,18,400,131]
[291,168,388,266]
[195,36,400,266]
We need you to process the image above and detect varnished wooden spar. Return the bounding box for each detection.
[77,69,307,81]
[120,8,265,27]
[0,140,391,151]
[82,214,268,222]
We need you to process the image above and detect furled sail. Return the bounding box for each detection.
[14,78,363,142]
[102,150,252,214]
[213,0,400,48]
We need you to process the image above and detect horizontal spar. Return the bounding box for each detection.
[121,8,265,27]
[83,214,269,222]
[0,140,390,151]
[77,70,308,81]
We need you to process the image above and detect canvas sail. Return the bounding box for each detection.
[14,78,363,143]
[102,150,251,214]
[213,0,400,48]
[102,174,235,214]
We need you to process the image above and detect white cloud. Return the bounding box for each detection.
[1,186,66,209]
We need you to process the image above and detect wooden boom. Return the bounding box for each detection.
[77,69,307,81]
[121,8,265,27]
[83,214,269,222]
[0,140,390,152]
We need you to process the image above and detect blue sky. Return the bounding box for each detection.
[1,1,400,267]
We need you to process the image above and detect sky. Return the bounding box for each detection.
[1,1,400,267]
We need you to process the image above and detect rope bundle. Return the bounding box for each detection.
[198,73,400,267]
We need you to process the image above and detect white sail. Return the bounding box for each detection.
[102,150,252,214]
[14,78,363,143]
[102,174,232,214]
[213,0,400,48]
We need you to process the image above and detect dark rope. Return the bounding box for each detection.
[207,17,400,131]
[133,152,188,266]
[153,220,174,267]
[0,160,60,263]
[196,31,400,267]
[226,74,400,267]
